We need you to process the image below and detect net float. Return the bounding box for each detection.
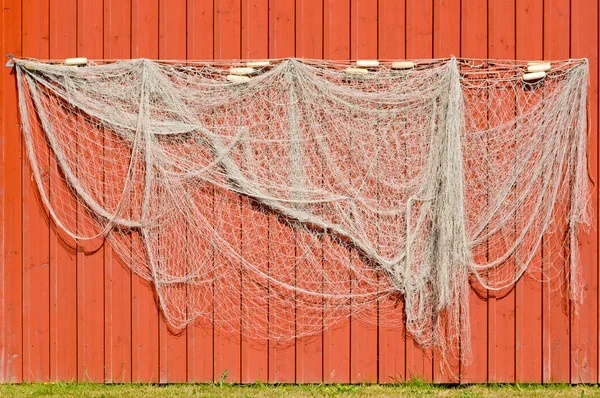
[344,67,369,75]
[230,67,256,75]
[522,71,547,81]
[246,60,270,67]
[527,62,551,73]
[356,60,379,67]
[227,74,251,83]
[64,57,88,66]
[391,61,415,69]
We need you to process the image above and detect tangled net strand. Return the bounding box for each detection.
[14,57,591,364]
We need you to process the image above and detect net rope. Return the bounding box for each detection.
[13,57,591,364]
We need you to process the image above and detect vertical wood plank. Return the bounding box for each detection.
[296,0,323,60]
[406,0,433,62]
[49,0,78,382]
[433,0,460,58]
[405,0,434,382]
[266,215,296,383]
[131,0,160,383]
[186,0,215,384]
[242,0,268,60]
[213,0,243,384]
[294,0,324,384]
[157,0,188,384]
[266,0,298,384]
[240,0,270,384]
[212,193,243,384]
[433,0,461,383]
[269,0,295,59]
[21,0,51,383]
[349,0,378,384]
[350,0,377,60]
[377,0,406,384]
[240,199,269,383]
[77,0,105,382]
[0,0,23,383]
[515,0,543,383]
[460,0,488,383]
[487,0,516,383]
[542,0,571,384]
[322,0,351,385]
[103,0,133,383]
[571,0,599,384]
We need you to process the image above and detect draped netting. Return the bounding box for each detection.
[13,57,591,365]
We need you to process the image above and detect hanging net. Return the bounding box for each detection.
[13,56,591,364]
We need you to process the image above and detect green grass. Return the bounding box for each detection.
[1,382,599,397]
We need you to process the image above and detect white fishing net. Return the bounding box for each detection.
[13,56,591,364]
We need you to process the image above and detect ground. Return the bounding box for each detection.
[0,382,599,397]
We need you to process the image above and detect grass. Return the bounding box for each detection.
[1,382,599,397]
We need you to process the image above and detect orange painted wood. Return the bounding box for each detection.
[349,249,378,383]
[240,0,269,384]
[349,0,378,384]
[186,0,215,384]
[542,0,571,384]
[0,0,23,383]
[242,0,268,60]
[294,234,324,383]
[212,188,243,384]
[433,0,460,59]
[377,0,406,384]
[103,0,133,383]
[130,0,160,384]
[76,0,106,383]
[322,0,351,385]
[0,0,599,384]
[265,0,298,384]
[321,242,352,384]
[378,0,405,61]
[157,0,188,384]
[487,0,516,384]
[350,0,378,60]
[240,199,269,385]
[405,0,434,383]
[296,0,323,60]
[267,223,296,384]
[515,0,543,383]
[269,0,295,60]
[433,0,461,383]
[21,0,51,383]
[48,0,78,382]
[240,201,269,384]
[294,0,324,384]
[570,0,599,384]
[213,0,243,385]
[460,0,488,384]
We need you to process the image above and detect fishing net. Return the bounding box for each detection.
[13,56,591,364]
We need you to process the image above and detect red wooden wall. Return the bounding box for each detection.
[0,0,598,384]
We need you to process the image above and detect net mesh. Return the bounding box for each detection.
[13,57,591,364]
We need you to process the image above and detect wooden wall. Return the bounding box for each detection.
[0,0,598,384]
